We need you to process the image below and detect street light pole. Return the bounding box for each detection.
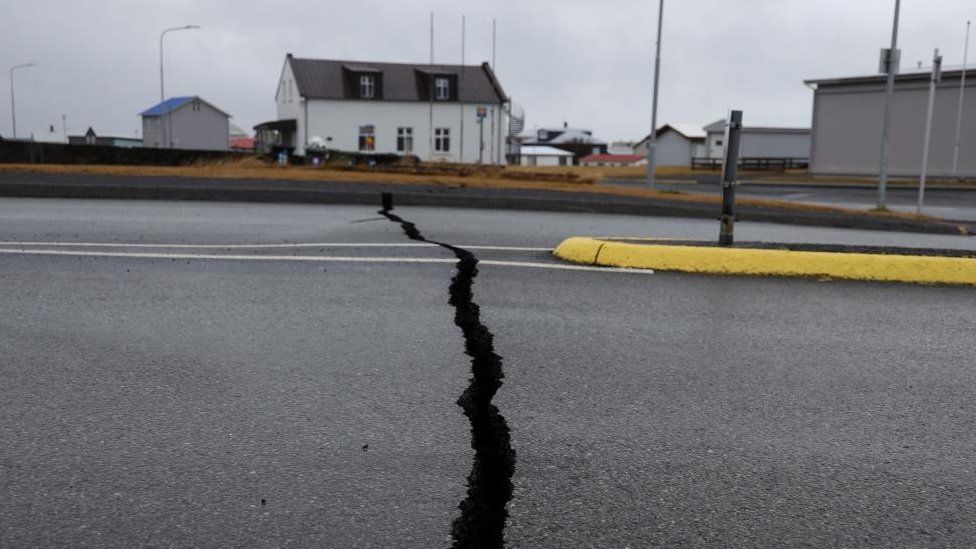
[918,49,943,215]
[952,21,971,178]
[9,62,38,139]
[159,25,200,148]
[645,0,664,189]
[877,0,901,209]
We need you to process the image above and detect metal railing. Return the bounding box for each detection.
[691,157,809,171]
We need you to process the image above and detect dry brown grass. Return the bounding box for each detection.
[0,159,948,223]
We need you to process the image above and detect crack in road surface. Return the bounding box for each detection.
[379,193,515,549]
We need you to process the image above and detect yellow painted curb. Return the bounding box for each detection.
[553,237,976,286]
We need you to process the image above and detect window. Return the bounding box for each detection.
[397,127,414,153]
[360,75,375,99]
[359,125,375,151]
[715,140,724,147]
[435,78,450,100]
[435,128,451,152]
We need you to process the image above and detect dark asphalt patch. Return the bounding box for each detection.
[379,193,515,548]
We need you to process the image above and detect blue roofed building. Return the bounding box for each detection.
[140,96,230,151]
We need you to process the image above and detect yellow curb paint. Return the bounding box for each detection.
[553,237,976,286]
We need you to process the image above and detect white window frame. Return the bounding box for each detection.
[435,78,450,101]
[360,75,376,99]
[434,127,451,153]
[359,125,376,152]
[397,127,414,153]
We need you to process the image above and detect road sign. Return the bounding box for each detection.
[476,107,487,120]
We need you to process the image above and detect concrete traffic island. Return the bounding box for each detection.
[554,236,976,286]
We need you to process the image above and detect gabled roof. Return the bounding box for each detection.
[140,96,230,118]
[523,127,608,146]
[636,123,707,146]
[287,55,507,103]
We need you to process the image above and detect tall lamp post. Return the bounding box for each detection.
[876,0,901,209]
[9,62,38,139]
[645,0,665,189]
[159,25,200,148]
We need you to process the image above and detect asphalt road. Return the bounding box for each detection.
[2,197,976,547]
[607,178,976,222]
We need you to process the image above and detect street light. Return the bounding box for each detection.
[877,0,901,209]
[9,62,38,139]
[159,25,200,148]
[645,0,664,189]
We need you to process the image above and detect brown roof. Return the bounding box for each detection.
[288,56,507,104]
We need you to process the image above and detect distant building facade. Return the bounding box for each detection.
[633,124,707,167]
[67,127,142,148]
[518,145,574,166]
[141,96,230,151]
[520,125,608,164]
[702,119,810,160]
[257,54,509,164]
[805,69,976,177]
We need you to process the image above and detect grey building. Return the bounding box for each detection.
[633,124,707,167]
[140,96,230,151]
[805,69,976,177]
[702,119,810,160]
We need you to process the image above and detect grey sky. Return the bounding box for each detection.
[2,0,973,143]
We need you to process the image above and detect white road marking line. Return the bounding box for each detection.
[0,241,552,252]
[0,248,652,274]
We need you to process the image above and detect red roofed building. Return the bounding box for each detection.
[579,153,647,167]
[229,136,256,151]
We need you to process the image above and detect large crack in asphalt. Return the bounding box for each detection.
[378,193,515,548]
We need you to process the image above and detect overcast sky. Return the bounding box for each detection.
[2,0,973,142]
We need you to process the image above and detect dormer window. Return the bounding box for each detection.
[360,75,376,99]
[435,78,450,100]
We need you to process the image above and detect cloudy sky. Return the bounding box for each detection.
[1,0,973,142]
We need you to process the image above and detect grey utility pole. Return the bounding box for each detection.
[918,49,943,215]
[159,25,200,148]
[877,0,902,209]
[645,0,664,189]
[952,21,971,177]
[9,62,38,139]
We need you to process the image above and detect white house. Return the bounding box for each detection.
[259,54,509,164]
[633,123,707,167]
[518,145,574,166]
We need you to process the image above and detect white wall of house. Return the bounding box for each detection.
[275,61,302,148]
[298,99,506,163]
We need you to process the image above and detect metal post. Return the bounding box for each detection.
[918,49,942,215]
[9,63,37,139]
[952,21,971,177]
[719,110,743,246]
[489,19,501,164]
[428,12,434,162]
[459,15,465,163]
[877,0,901,209]
[479,118,485,164]
[645,0,664,189]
